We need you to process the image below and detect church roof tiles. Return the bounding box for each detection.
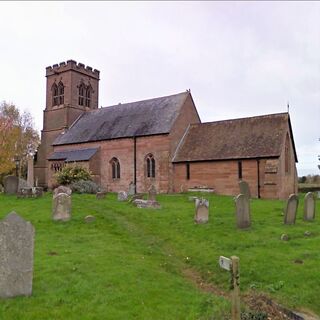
[53,91,189,145]
[173,112,298,162]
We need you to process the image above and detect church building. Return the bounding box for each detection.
[34,60,298,199]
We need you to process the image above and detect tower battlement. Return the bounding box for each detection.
[46,60,100,79]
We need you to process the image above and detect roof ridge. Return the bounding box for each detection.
[196,112,289,126]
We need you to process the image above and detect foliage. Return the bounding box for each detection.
[0,193,319,319]
[55,165,92,185]
[0,101,39,176]
[70,179,100,194]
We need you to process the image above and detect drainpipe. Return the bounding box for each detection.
[133,136,137,193]
[257,159,261,198]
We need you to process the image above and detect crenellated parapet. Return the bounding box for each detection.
[46,60,100,79]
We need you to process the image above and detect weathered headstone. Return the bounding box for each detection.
[235,194,251,229]
[17,187,33,198]
[96,191,107,199]
[128,182,136,196]
[52,193,72,221]
[239,180,251,199]
[148,185,157,201]
[284,194,299,225]
[0,212,35,298]
[130,193,144,202]
[33,187,44,198]
[117,191,128,201]
[3,175,19,195]
[303,192,315,221]
[18,178,28,190]
[194,198,209,223]
[133,199,161,209]
[53,185,72,197]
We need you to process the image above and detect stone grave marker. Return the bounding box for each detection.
[238,180,251,199]
[235,194,251,229]
[33,187,44,198]
[284,194,299,225]
[148,185,157,201]
[17,187,33,198]
[53,185,72,197]
[0,212,35,298]
[194,198,209,223]
[303,192,315,221]
[117,191,128,201]
[128,182,136,196]
[3,175,19,195]
[52,193,72,221]
[84,215,96,223]
[96,191,107,199]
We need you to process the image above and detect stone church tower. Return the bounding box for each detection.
[34,60,100,187]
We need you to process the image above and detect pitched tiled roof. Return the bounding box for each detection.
[53,92,189,145]
[48,148,99,162]
[173,113,297,162]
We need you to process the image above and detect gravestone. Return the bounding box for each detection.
[148,185,157,201]
[3,175,19,195]
[18,178,28,190]
[133,199,161,209]
[117,191,128,201]
[33,187,44,198]
[52,193,71,221]
[96,191,107,199]
[0,212,35,298]
[239,180,251,199]
[284,194,299,225]
[194,198,209,223]
[303,192,315,221]
[53,185,72,197]
[235,194,251,229]
[84,215,96,223]
[128,182,136,196]
[17,187,33,198]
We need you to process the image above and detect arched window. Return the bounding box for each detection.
[52,83,59,106]
[78,83,85,106]
[85,85,92,108]
[285,134,290,174]
[111,157,120,179]
[146,154,155,178]
[58,82,64,105]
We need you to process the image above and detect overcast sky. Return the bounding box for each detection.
[1,1,319,176]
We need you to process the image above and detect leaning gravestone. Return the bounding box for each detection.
[117,191,128,201]
[96,191,107,199]
[284,194,299,225]
[148,185,157,201]
[0,212,35,298]
[53,185,72,197]
[128,182,136,196]
[235,194,251,229]
[239,180,251,199]
[194,198,209,223]
[3,175,19,195]
[52,193,72,221]
[303,192,315,221]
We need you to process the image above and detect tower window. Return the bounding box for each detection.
[78,83,85,106]
[52,82,64,106]
[146,154,155,178]
[111,157,120,179]
[85,86,92,108]
[186,163,190,180]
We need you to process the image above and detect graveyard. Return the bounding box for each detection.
[0,191,319,319]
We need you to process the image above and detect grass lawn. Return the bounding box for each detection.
[0,192,319,319]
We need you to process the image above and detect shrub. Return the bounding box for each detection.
[55,165,92,185]
[70,180,101,194]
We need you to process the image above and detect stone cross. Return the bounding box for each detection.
[194,198,209,223]
[0,212,35,298]
[238,180,251,199]
[27,155,34,187]
[303,192,315,221]
[53,185,72,197]
[148,185,157,201]
[117,191,128,201]
[3,175,19,195]
[235,194,251,229]
[52,193,72,221]
[284,194,299,225]
[128,182,136,196]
